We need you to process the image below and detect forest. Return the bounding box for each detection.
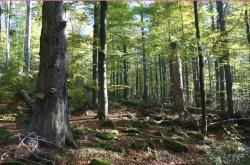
[0,1,250,165]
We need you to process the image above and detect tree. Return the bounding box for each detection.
[216,1,234,117]
[123,44,129,99]
[194,1,207,132]
[23,0,31,76]
[92,2,99,107]
[169,42,184,116]
[98,1,108,121]
[5,1,10,68]
[29,1,76,148]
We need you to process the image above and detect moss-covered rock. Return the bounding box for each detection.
[131,138,153,151]
[96,130,119,140]
[90,158,111,165]
[101,120,115,129]
[70,125,86,137]
[163,138,188,152]
[1,160,25,165]
[121,127,139,134]
[187,131,204,140]
[0,127,11,140]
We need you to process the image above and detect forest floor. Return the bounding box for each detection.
[0,101,250,165]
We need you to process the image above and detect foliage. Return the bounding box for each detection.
[96,130,119,140]
[90,158,111,165]
[162,138,189,153]
[0,127,11,140]
[70,125,86,137]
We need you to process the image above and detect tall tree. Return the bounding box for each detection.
[30,1,76,148]
[141,11,148,106]
[98,1,108,120]
[0,3,2,60]
[5,1,10,68]
[123,44,129,99]
[216,1,234,117]
[169,42,184,116]
[92,2,99,107]
[194,1,207,132]
[23,0,31,76]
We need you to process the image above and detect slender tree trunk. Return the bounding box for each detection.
[29,1,76,148]
[24,0,31,76]
[136,59,139,97]
[217,1,234,117]
[169,42,184,116]
[141,12,148,106]
[244,9,250,44]
[92,2,99,107]
[154,57,159,102]
[98,1,108,120]
[5,2,10,68]
[0,3,2,60]
[194,1,207,132]
[192,57,200,107]
[219,58,226,111]
[215,60,220,105]
[123,45,129,99]
[159,54,163,102]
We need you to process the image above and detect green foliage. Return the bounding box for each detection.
[90,158,111,165]
[96,130,119,140]
[0,127,11,140]
[121,127,139,134]
[70,125,86,137]
[162,138,189,153]
[187,131,205,141]
[68,88,91,110]
[91,142,125,153]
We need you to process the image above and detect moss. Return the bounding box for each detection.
[70,126,86,137]
[90,158,111,165]
[0,127,11,140]
[128,118,150,129]
[92,142,125,153]
[160,120,177,126]
[121,127,139,134]
[187,131,204,140]
[101,119,115,129]
[1,161,25,165]
[96,130,119,140]
[163,138,188,152]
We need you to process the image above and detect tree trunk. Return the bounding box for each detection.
[169,42,184,115]
[5,2,10,69]
[244,9,250,44]
[192,57,200,107]
[23,0,31,76]
[216,1,234,117]
[194,1,207,132]
[98,1,108,121]
[141,12,148,106]
[154,57,159,102]
[29,2,76,148]
[92,2,99,107]
[123,45,129,99]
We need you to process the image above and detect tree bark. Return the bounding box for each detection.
[98,1,108,121]
[123,45,129,99]
[0,3,1,60]
[24,0,31,76]
[92,2,99,107]
[29,2,76,148]
[141,12,148,106]
[5,2,10,69]
[169,42,184,115]
[216,1,234,117]
[194,1,207,132]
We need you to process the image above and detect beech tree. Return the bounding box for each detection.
[98,1,108,120]
[29,1,76,148]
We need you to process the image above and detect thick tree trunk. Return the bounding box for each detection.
[29,2,76,148]
[194,1,207,132]
[98,1,108,121]
[169,42,184,115]
[92,2,99,107]
[217,1,234,117]
[5,2,10,68]
[24,0,31,76]
[141,12,148,106]
[123,45,129,99]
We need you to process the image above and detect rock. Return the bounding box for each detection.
[90,158,111,165]
[163,138,188,152]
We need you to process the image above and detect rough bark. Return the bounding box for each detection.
[98,1,108,121]
[141,12,148,106]
[5,2,10,68]
[29,2,76,148]
[24,0,31,76]
[123,45,129,99]
[169,42,184,115]
[194,1,207,132]
[192,58,200,107]
[244,9,250,44]
[92,2,99,107]
[217,1,234,117]
[0,3,1,59]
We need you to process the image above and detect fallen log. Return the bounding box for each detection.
[208,118,250,127]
